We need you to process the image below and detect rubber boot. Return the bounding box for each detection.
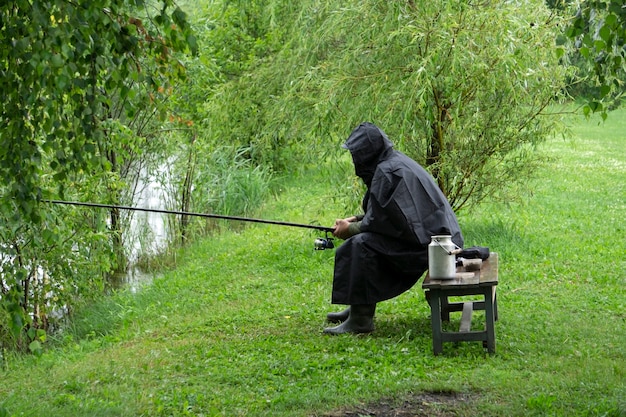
[323,304,376,335]
[326,306,350,323]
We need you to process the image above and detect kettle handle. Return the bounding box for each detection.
[433,238,462,256]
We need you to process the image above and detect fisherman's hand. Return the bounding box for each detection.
[332,218,353,240]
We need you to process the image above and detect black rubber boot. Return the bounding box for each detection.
[323,304,376,335]
[326,306,350,323]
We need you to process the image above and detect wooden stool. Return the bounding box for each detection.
[422,252,499,355]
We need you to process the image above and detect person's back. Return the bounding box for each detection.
[364,148,463,247]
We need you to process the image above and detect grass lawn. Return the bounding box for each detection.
[1,110,624,416]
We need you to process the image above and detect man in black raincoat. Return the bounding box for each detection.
[324,122,464,335]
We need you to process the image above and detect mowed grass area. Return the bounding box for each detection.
[1,110,625,417]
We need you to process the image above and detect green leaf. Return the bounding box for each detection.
[172,7,188,29]
[51,54,64,67]
[599,84,611,98]
[42,228,58,245]
[579,46,589,59]
[589,101,603,113]
[28,340,42,356]
[605,13,617,28]
[10,312,23,336]
[555,34,567,46]
[599,25,612,43]
[13,37,30,52]
[187,34,198,56]
[594,39,607,53]
[555,47,565,60]
[37,328,47,342]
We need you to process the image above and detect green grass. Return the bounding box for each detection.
[1,110,625,417]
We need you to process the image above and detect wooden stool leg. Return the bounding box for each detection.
[440,294,451,322]
[484,286,496,353]
[493,287,498,322]
[427,290,444,355]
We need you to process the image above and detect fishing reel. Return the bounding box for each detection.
[314,231,335,250]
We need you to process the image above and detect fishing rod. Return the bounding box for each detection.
[43,199,336,249]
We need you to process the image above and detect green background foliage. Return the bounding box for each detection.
[203,0,569,211]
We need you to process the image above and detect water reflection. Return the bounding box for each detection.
[110,267,159,293]
[117,165,171,289]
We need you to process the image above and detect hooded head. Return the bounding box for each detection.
[342,122,394,186]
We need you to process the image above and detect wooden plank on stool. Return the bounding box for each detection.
[459,302,473,332]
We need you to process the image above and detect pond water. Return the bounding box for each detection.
[115,166,172,290]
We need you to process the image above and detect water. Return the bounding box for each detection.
[117,165,172,289]
[128,169,169,263]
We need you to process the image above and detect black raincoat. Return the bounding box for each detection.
[332,123,464,305]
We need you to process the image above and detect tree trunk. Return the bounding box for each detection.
[427,88,449,194]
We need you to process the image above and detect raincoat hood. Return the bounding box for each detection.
[343,123,394,185]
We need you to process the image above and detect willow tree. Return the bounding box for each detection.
[205,0,568,212]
